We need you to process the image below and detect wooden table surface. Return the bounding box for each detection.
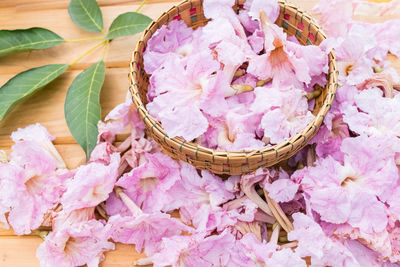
[0,0,397,266]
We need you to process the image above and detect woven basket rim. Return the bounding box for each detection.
[129,0,338,172]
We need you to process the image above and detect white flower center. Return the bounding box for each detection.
[137,177,159,193]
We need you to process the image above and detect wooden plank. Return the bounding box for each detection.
[101,243,148,267]
[0,235,147,267]
[0,236,42,267]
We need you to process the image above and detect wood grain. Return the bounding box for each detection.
[0,0,398,266]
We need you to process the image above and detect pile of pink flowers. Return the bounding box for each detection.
[144,0,328,149]
[0,0,400,266]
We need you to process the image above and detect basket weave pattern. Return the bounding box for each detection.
[129,0,338,175]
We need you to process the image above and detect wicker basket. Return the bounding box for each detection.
[129,0,338,175]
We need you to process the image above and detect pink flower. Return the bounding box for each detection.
[312,0,353,38]
[152,230,246,267]
[347,192,388,235]
[239,233,279,264]
[326,24,377,86]
[250,85,286,114]
[247,15,313,88]
[89,142,116,165]
[367,20,400,61]
[201,16,255,84]
[0,178,9,227]
[203,0,247,40]
[254,86,314,144]
[11,123,65,169]
[265,177,299,203]
[344,239,386,267]
[286,41,328,78]
[288,213,360,266]
[343,88,400,139]
[210,107,264,150]
[261,108,312,144]
[98,93,145,142]
[202,2,260,85]
[237,10,260,34]
[311,115,350,162]
[357,69,399,98]
[248,28,265,53]
[61,153,120,213]
[97,120,124,143]
[0,138,71,235]
[108,212,192,255]
[267,248,306,267]
[334,84,359,107]
[241,168,274,217]
[36,220,114,267]
[387,187,400,224]
[52,207,96,231]
[231,74,259,89]
[296,136,397,233]
[244,0,280,22]
[105,192,130,217]
[147,52,229,141]
[117,162,235,233]
[223,196,259,223]
[144,20,194,74]
[174,163,235,210]
[323,222,400,263]
[116,152,181,213]
[185,204,242,234]
[0,164,20,228]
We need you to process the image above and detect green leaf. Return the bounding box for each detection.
[0,64,68,120]
[68,0,103,32]
[65,61,106,160]
[105,12,152,40]
[0,27,64,57]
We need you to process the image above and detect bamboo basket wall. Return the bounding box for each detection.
[129,0,338,175]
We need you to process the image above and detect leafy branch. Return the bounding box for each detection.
[0,0,152,159]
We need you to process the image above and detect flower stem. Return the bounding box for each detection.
[280,241,298,249]
[241,176,273,216]
[70,40,106,66]
[264,189,294,233]
[256,78,272,87]
[102,40,109,60]
[234,69,246,77]
[136,0,147,12]
[0,150,8,163]
[135,256,154,265]
[230,84,255,95]
[114,187,143,216]
[306,145,316,166]
[305,89,322,100]
[96,205,109,220]
[32,230,49,240]
[270,223,280,244]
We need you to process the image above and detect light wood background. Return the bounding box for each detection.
[0,0,397,266]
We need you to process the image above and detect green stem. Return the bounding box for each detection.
[102,40,109,60]
[32,230,49,239]
[70,40,106,66]
[65,36,105,43]
[136,0,147,12]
